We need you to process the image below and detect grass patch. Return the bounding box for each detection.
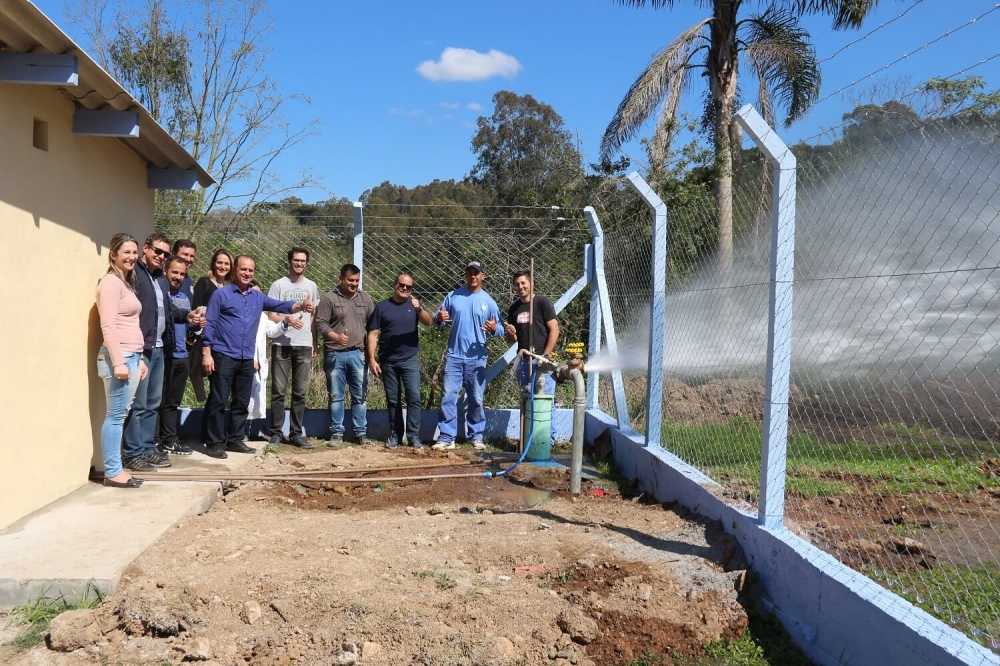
[662,417,995,497]
[868,563,1000,649]
[415,569,457,590]
[615,609,811,666]
[6,583,103,650]
[593,459,639,496]
[261,443,280,455]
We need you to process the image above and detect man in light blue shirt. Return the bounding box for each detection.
[433,261,504,450]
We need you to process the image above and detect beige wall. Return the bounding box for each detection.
[0,83,154,529]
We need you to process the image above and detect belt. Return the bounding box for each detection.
[329,346,363,352]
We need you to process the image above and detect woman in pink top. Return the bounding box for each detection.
[96,233,149,488]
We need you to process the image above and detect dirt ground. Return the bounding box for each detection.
[1,443,767,666]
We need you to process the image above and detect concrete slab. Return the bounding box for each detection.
[0,446,256,610]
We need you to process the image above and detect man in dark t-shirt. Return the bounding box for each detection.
[366,271,433,449]
[504,270,560,395]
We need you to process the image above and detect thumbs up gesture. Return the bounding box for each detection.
[483,316,498,334]
[338,327,350,346]
[436,304,450,324]
[302,295,315,313]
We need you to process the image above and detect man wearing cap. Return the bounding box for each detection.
[433,261,505,450]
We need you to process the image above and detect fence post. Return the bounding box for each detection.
[583,206,630,430]
[734,104,796,530]
[353,201,364,289]
[586,242,601,411]
[625,172,667,448]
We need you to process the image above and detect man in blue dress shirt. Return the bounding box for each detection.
[201,255,314,459]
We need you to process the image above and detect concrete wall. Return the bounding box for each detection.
[583,410,1000,666]
[0,83,154,530]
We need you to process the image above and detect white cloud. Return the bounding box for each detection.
[417,47,522,82]
[389,107,423,117]
[466,102,482,111]
[439,102,461,109]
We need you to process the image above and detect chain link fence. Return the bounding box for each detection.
[158,205,593,417]
[362,207,592,412]
[601,114,1000,651]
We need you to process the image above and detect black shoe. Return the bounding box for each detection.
[124,456,156,472]
[226,441,256,454]
[161,441,193,456]
[268,434,283,445]
[289,435,315,450]
[146,450,172,468]
[104,477,143,488]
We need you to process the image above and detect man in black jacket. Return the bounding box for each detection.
[124,233,199,472]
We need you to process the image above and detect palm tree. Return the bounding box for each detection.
[601,0,881,274]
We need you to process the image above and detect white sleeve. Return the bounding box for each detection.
[264,318,286,339]
[254,314,268,364]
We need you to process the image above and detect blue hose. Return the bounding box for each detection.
[483,363,538,479]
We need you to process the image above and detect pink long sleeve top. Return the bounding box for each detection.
[97,274,144,366]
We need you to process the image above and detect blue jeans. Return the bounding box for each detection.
[516,357,556,395]
[381,354,422,445]
[123,347,164,459]
[97,348,142,477]
[324,349,368,438]
[438,355,486,443]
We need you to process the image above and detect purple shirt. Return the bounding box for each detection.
[202,284,295,359]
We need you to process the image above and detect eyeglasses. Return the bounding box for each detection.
[152,247,171,258]
[396,284,414,291]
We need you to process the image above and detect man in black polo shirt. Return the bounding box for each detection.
[366,271,433,449]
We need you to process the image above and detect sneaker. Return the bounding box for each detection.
[146,450,172,468]
[410,439,424,450]
[386,436,399,449]
[161,441,193,456]
[431,441,456,451]
[268,434,283,446]
[326,435,343,449]
[124,456,156,472]
[289,435,315,450]
[355,435,373,447]
[472,440,486,451]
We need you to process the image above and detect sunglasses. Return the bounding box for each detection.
[151,247,171,258]
[396,283,414,291]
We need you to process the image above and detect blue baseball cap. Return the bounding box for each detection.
[466,260,484,273]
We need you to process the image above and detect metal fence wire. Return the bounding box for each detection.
[158,205,593,413]
[628,114,1000,652]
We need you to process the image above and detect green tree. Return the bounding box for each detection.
[600,0,881,278]
[469,91,583,207]
[68,0,321,229]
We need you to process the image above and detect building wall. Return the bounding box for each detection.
[0,83,154,530]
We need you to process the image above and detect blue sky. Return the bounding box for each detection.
[35,0,1000,203]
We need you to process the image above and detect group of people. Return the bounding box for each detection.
[95,232,559,488]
